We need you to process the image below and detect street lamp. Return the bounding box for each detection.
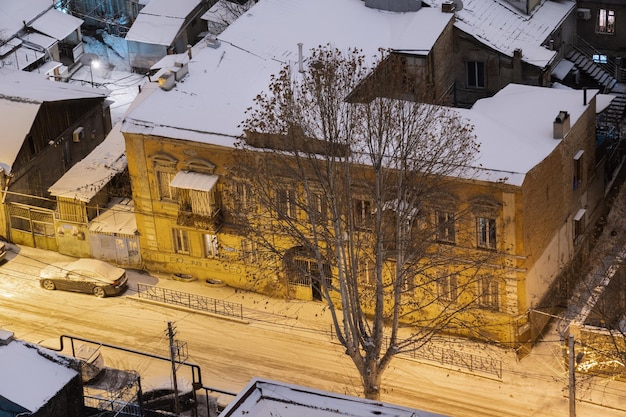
[80,53,100,87]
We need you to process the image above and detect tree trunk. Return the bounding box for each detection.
[361,362,382,400]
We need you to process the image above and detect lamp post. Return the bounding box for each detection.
[80,53,100,87]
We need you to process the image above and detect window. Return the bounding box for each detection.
[359,259,376,286]
[309,193,327,223]
[152,154,178,200]
[435,210,455,243]
[437,274,458,302]
[353,199,372,230]
[157,171,177,200]
[574,209,586,246]
[276,188,297,219]
[477,217,496,249]
[402,274,415,292]
[241,239,259,264]
[203,234,219,258]
[186,189,216,216]
[597,9,615,34]
[172,229,189,254]
[573,150,584,190]
[478,276,499,310]
[466,61,485,88]
[233,182,253,212]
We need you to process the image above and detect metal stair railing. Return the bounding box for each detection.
[573,35,626,83]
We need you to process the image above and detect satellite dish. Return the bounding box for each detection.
[451,0,463,11]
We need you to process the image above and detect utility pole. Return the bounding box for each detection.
[568,334,576,417]
[168,321,181,415]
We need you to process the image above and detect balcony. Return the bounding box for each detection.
[177,204,222,232]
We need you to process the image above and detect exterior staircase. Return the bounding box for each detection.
[605,92,626,125]
[566,49,617,92]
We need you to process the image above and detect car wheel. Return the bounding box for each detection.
[42,280,56,291]
[93,287,106,298]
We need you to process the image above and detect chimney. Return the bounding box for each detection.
[298,43,304,73]
[553,110,570,139]
[442,1,455,12]
[0,329,14,346]
[187,44,192,59]
[513,48,522,60]
[583,87,587,106]
[158,71,176,91]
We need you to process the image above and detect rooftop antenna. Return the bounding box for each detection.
[298,43,304,73]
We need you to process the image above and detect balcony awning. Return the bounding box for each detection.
[170,171,219,192]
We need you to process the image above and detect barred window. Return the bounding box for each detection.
[478,276,499,310]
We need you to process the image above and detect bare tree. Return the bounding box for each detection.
[229,45,502,400]
[206,0,256,36]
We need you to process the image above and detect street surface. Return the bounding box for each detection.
[0,243,625,417]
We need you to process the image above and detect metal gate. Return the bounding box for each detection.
[7,203,57,251]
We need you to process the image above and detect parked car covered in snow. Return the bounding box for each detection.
[140,375,196,413]
[39,258,127,298]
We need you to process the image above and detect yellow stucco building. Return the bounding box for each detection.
[121,1,605,349]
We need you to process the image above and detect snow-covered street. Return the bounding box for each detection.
[0,242,625,417]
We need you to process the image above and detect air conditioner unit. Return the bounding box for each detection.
[577,8,591,20]
[73,127,84,143]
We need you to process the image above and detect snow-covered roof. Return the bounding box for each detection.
[123,0,453,144]
[28,8,83,41]
[2,46,45,71]
[220,0,453,62]
[88,198,137,235]
[0,70,109,173]
[458,83,597,185]
[125,0,204,45]
[0,337,78,413]
[0,0,56,39]
[421,0,576,67]
[20,32,57,49]
[48,123,127,202]
[122,0,593,188]
[221,378,450,417]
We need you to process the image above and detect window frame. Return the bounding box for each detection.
[573,150,584,190]
[203,233,219,258]
[435,210,456,244]
[466,61,486,88]
[276,188,297,219]
[437,273,458,302]
[353,198,373,230]
[152,154,178,201]
[241,239,259,264]
[574,209,586,246]
[478,275,500,311]
[597,8,615,34]
[172,228,190,255]
[476,216,497,249]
